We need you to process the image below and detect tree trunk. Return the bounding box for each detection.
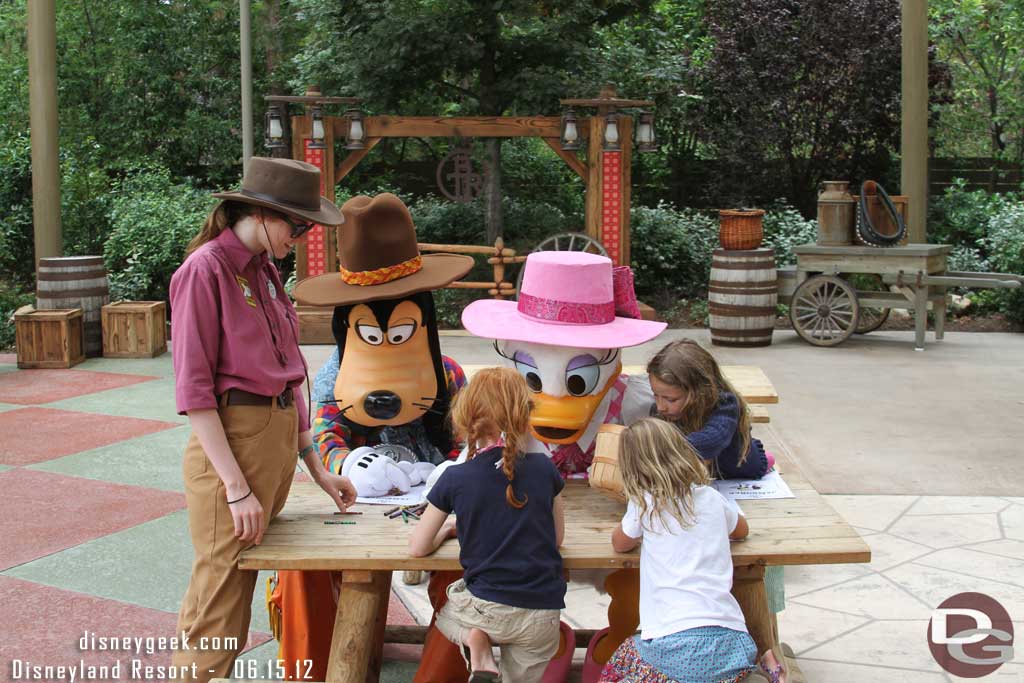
[484,139,503,243]
[478,7,503,243]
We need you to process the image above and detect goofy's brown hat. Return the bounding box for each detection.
[213,157,344,227]
[293,193,474,306]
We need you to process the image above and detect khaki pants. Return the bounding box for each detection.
[171,399,298,683]
[436,579,561,683]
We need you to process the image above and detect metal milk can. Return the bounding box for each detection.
[817,180,856,245]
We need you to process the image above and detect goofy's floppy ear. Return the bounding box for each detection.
[332,304,354,359]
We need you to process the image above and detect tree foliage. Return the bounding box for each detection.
[930,0,1024,163]
[698,0,902,213]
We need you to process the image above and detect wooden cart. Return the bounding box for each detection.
[779,244,1022,350]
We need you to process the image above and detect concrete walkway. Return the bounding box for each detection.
[1,326,1022,681]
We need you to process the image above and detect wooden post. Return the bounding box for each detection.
[619,115,633,267]
[324,571,390,683]
[27,0,62,264]
[901,0,929,243]
[294,88,337,281]
[732,565,775,656]
[585,114,604,252]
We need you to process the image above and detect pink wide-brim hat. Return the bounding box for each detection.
[461,251,667,348]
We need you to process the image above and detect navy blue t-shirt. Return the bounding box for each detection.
[427,446,566,610]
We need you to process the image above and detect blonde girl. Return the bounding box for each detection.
[602,418,768,683]
[646,339,772,479]
[409,368,566,683]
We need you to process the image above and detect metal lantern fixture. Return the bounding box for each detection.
[344,109,366,150]
[264,103,286,149]
[635,111,657,152]
[560,109,581,151]
[602,111,621,151]
[309,105,327,149]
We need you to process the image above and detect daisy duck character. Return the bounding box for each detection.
[458,251,667,682]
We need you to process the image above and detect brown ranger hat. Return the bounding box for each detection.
[292,192,474,306]
[212,157,344,227]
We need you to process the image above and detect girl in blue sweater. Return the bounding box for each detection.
[646,339,771,480]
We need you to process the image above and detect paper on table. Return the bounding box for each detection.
[355,483,427,506]
[712,469,794,500]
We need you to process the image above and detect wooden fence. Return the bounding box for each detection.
[929,157,1023,195]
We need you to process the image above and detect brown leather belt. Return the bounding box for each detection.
[222,388,294,408]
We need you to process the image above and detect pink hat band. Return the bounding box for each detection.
[517,291,616,325]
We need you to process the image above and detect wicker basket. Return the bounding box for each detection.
[590,424,627,504]
[719,209,765,250]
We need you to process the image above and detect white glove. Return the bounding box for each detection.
[396,461,437,486]
[341,446,413,497]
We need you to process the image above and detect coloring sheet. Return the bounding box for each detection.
[712,469,795,500]
[356,483,427,506]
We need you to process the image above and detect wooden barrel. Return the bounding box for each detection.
[708,248,777,347]
[36,256,109,357]
[589,424,627,504]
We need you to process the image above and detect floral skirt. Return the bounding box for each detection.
[599,627,758,683]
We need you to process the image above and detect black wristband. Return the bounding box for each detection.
[227,489,252,505]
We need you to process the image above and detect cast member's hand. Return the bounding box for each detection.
[227,485,266,545]
[316,471,358,511]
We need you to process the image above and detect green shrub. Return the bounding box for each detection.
[103,165,215,302]
[762,206,818,267]
[630,202,718,307]
[0,280,33,351]
[0,132,34,289]
[983,201,1024,322]
[928,179,1017,249]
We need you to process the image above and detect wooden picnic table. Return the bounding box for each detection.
[240,443,869,683]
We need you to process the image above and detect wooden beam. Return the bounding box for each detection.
[542,137,588,180]
[334,137,381,183]
[362,116,567,138]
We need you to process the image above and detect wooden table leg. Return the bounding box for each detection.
[731,565,775,657]
[914,284,928,351]
[935,287,946,341]
[325,570,391,683]
[594,569,640,664]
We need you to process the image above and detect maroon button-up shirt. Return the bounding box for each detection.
[170,228,310,431]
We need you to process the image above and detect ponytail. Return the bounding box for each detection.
[502,442,528,509]
[186,201,262,256]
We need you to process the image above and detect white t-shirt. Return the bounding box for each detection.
[621,486,748,640]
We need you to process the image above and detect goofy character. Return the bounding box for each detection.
[460,251,667,682]
[269,193,474,682]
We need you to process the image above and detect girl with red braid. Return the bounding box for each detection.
[410,368,567,683]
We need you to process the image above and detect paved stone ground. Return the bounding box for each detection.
[2,327,1023,682]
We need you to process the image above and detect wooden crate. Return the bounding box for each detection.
[15,306,86,369]
[101,301,167,358]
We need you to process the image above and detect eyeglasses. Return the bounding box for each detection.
[283,215,315,239]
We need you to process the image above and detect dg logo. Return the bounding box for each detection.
[928,592,1015,678]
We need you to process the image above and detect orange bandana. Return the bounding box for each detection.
[340,255,423,286]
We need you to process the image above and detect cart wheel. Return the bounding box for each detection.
[516,232,608,296]
[791,275,860,346]
[845,274,891,334]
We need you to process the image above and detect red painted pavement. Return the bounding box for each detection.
[0,368,158,405]
[0,469,184,571]
[0,576,271,678]
[0,407,179,466]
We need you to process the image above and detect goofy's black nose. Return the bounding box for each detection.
[364,391,402,419]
